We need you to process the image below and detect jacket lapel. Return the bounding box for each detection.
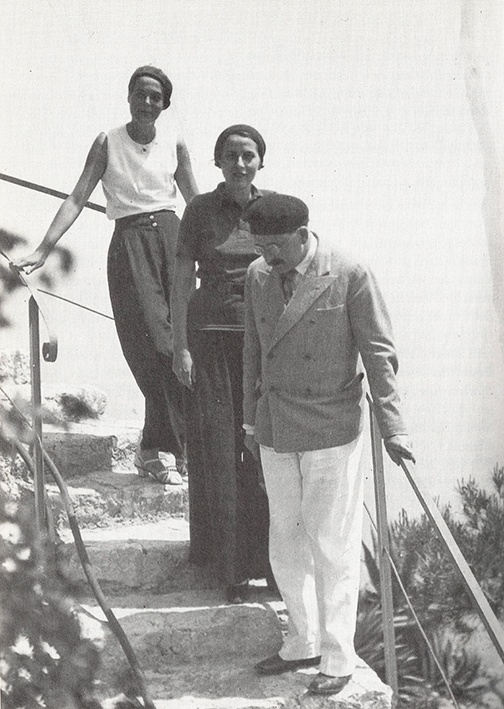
[267,244,336,352]
[256,261,285,336]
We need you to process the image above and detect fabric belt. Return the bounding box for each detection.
[199,282,245,296]
[115,210,172,230]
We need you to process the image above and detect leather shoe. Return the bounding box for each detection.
[255,653,321,675]
[308,672,352,695]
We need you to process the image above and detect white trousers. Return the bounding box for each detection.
[260,435,364,677]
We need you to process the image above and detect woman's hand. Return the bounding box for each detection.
[11,248,48,275]
[173,347,195,389]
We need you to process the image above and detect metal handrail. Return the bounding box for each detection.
[399,456,504,662]
[368,398,398,695]
[0,172,106,214]
[28,296,47,531]
[368,396,504,699]
[364,501,462,709]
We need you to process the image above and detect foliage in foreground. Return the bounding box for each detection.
[390,466,504,622]
[0,228,106,708]
[357,466,504,708]
[0,490,102,709]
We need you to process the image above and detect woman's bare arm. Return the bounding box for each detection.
[174,138,199,204]
[171,253,196,387]
[12,133,108,274]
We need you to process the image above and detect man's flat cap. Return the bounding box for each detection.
[245,194,309,235]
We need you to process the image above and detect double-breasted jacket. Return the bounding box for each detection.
[243,237,407,453]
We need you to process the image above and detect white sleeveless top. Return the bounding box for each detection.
[101,115,179,220]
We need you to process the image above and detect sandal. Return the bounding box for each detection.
[134,449,183,485]
[176,458,188,477]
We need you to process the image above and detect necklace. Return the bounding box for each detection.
[137,137,154,154]
[127,123,155,152]
[138,135,154,153]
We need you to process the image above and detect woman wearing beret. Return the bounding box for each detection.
[13,66,199,485]
[171,124,273,603]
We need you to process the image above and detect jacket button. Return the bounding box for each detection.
[149,214,154,220]
[152,222,158,227]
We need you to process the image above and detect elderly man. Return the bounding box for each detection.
[242,194,414,695]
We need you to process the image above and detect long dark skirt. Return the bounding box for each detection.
[107,210,185,460]
[186,329,270,585]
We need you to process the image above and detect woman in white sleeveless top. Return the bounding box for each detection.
[13,66,199,485]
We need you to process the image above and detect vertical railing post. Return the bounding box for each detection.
[28,295,46,532]
[368,396,398,697]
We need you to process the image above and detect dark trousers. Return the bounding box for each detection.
[107,210,185,460]
[186,329,270,585]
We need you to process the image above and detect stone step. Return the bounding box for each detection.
[78,591,391,709]
[42,421,392,708]
[42,419,141,478]
[84,590,283,671]
[49,470,188,529]
[58,519,216,595]
[135,661,390,709]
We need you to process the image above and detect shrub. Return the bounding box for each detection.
[390,465,504,621]
[0,490,102,708]
[357,467,504,707]
[0,227,103,708]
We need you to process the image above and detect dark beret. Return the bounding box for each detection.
[128,65,173,109]
[245,194,309,235]
[214,124,266,166]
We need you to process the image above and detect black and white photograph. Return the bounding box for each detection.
[1,1,503,707]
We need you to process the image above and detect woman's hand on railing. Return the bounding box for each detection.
[11,249,48,275]
[173,347,195,389]
[384,433,415,466]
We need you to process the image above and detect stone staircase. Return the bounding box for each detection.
[43,419,392,709]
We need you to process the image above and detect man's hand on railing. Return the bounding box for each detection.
[384,433,415,466]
